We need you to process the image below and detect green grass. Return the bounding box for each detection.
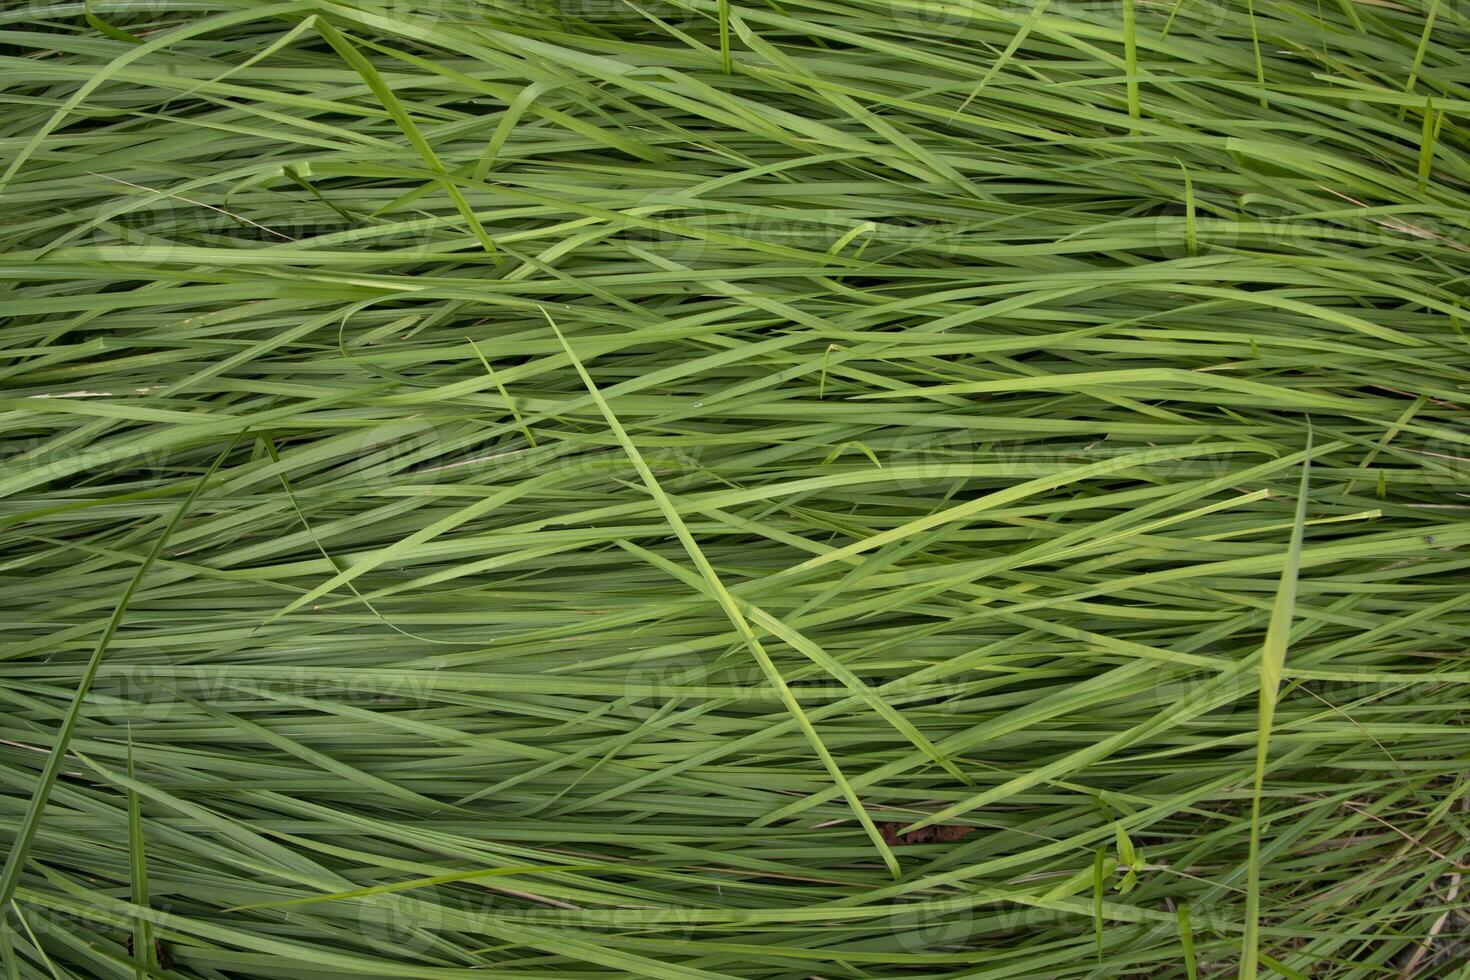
[0,0,1468,977]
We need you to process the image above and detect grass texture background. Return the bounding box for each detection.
[1,0,1469,977]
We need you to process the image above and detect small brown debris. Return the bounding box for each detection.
[125,935,175,970]
[880,822,976,846]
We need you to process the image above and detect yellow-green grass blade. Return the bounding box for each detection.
[1242,427,1313,979]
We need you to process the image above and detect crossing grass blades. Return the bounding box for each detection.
[0,0,1468,977]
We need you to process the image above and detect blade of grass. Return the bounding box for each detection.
[0,432,243,913]
[1241,426,1313,979]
